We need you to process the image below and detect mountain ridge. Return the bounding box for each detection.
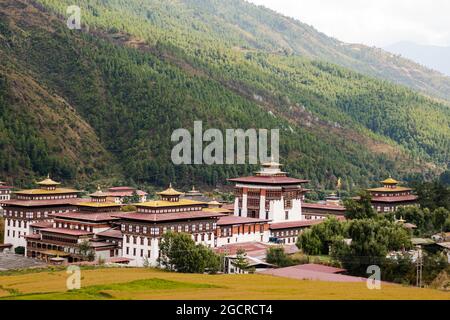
[385,41,450,77]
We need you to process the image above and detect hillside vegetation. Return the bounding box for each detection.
[0,0,449,190]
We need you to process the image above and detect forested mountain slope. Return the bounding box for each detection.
[39,0,450,101]
[0,0,449,190]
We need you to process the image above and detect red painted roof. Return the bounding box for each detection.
[294,263,346,274]
[302,203,345,211]
[107,187,135,191]
[113,211,225,223]
[30,221,54,228]
[228,176,309,185]
[217,215,269,226]
[105,191,147,197]
[40,228,93,236]
[371,195,418,203]
[107,257,132,263]
[52,212,121,222]
[269,219,324,230]
[97,228,123,239]
[0,198,83,207]
[25,234,41,239]
[260,264,366,283]
[0,186,13,190]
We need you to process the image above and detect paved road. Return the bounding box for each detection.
[0,252,46,271]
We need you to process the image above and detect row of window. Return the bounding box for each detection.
[55,222,94,232]
[17,194,77,200]
[272,229,300,238]
[137,206,203,214]
[7,219,28,228]
[125,247,153,258]
[372,192,410,197]
[6,230,26,238]
[5,209,70,218]
[121,222,217,235]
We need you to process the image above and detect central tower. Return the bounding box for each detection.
[228,162,309,222]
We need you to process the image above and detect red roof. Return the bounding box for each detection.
[106,257,132,263]
[269,219,324,230]
[228,176,309,185]
[108,187,135,191]
[104,191,147,197]
[30,221,53,228]
[97,228,123,239]
[260,264,366,283]
[294,263,346,274]
[371,195,418,203]
[0,186,13,190]
[113,211,225,223]
[52,212,121,222]
[25,234,41,240]
[217,215,269,226]
[302,203,345,211]
[40,228,93,236]
[0,198,82,207]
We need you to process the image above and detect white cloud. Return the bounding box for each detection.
[247,0,450,47]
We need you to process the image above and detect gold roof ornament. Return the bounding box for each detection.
[261,155,282,167]
[89,185,106,197]
[337,177,342,190]
[37,174,61,186]
[157,183,183,196]
[381,177,399,185]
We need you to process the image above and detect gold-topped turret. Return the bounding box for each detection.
[36,174,61,190]
[157,183,183,202]
[89,185,107,202]
[381,177,399,185]
[157,183,183,196]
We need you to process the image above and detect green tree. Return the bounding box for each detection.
[343,191,377,220]
[297,216,345,255]
[332,219,412,276]
[232,249,249,273]
[158,232,220,273]
[123,191,141,204]
[78,240,95,261]
[266,247,295,267]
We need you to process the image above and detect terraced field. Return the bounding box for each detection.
[0,267,448,300]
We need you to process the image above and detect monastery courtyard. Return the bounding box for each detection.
[0,267,448,300]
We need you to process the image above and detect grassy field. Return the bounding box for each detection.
[0,267,449,300]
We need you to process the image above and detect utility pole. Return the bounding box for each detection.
[416,246,423,288]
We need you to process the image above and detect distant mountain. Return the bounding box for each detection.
[0,0,449,189]
[385,41,450,77]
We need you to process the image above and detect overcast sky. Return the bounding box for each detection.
[247,0,450,47]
